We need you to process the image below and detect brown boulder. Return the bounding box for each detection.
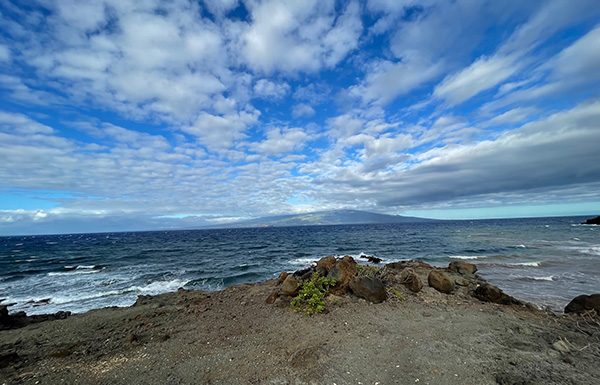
[316,256,337,275]
[349,276,387,303]
[276,271,289,285]
[265,291,279,304]
[281,275,301,296]
[428,270,454,294]
[328,256,358,294]
[386,260,434,271]
[448,261,477,275]
[564,294,600,314]
[474,283,520,305]
[399,268,423,293]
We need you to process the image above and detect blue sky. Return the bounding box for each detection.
[1,0,600,234]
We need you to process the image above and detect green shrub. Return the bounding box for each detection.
[290,273,336,315]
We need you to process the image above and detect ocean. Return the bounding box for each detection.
[1,216,598,315]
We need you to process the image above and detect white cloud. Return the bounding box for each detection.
[253,127,310,155]
[292,103,316,118]
[238,0,362,73]
[253,79,290,99]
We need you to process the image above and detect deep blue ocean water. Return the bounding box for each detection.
[1,216,598,314]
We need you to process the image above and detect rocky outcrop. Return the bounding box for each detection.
[1,305,71,330]
[399,268,423,293]
[386,260,434,271]
[564,294,600,314]
[428,270,454,294]
[474,283,521,305]
[582,216,600,225]
[276,272,289,285]
[448,261,477,275]
[349,276,387,303]
[327,256,358,294]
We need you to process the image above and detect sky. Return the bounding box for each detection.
[1,0,600,234]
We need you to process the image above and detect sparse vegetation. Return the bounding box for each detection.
[291,273,336,315]
[356,264,380,278]
[390,287,406,301]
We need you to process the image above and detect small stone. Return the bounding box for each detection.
[552,340,571,353]
[265,291,279,304]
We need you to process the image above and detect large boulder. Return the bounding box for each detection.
[276,271,289,285]
[328,256,358,294]
[448,261,477,275]
[281,275,301,296]
[474,283,521,305]
[399,268,423,293]
[315,256,337,275]
[349,276,387,303]
[564,294,600,314]
[428,270,454,294]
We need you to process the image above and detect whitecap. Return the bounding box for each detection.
[448,255,486,260]
[509,261,542,267]
[289,257,317,266]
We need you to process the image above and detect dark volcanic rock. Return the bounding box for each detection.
[316,256,337,275]
[564,294,600,314]
[448,261,477,275]
[360,255,383,264]
[428,270,454,294]
[293,266,315,281]
[399,268,423,293]
[281,275,301,296]
[474,283,521,305]
[349,276,387,303]
[328,256,358,294]
[583,216,600,225]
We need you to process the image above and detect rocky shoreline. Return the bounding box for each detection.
[1,257,600,384]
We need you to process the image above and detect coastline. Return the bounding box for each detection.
[1,259,599,385]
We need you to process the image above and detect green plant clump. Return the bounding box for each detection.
[291,273,336,315]
[356,264,380,278]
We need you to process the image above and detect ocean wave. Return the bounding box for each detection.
[448,255,486,260]
[508,261,542,267]
[512,275,556,282]
[48,265,105,276]
[289,257,317,266]
[478,261,543,268]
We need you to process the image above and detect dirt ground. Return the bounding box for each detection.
[1,277,600,385]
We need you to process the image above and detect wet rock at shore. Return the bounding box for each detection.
[582,216,600,225]
[360,255,383,264]
[316,256,337,275]
[349,276,387,303]
[399,268,423,293]
[328,256,358,294]
[428,270,454,294]
[1,305,71,330]
[281,275,301,296]
[474,283,521,305]
[564,294,600,314]
[448,261,477,275]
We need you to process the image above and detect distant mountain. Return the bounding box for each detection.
[211,209,436,228]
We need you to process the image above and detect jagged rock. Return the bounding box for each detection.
[564,294,600,314]
[386,260,434,271]
[474,283,521,305]
[428,270,454,294]
[448,261,477,275]
[328,256,358,294]
[276,271,289,285]
[399,268,423,293]
[281,275,301,296]
[316,256,336,275]
[583,216,600,225]
[349,276,387,303]
[265,290,279,304]
[360,255,383,264]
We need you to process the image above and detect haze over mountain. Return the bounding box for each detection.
[211,209,435,228]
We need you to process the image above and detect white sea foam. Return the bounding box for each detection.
[289,257,317,266]
[515,244,526,248]
[509,261,542,267]
[47,270,100,276]
[448,255,486,260]
[528,275,555,281]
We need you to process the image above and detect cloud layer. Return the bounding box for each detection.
[1,0,600,233]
